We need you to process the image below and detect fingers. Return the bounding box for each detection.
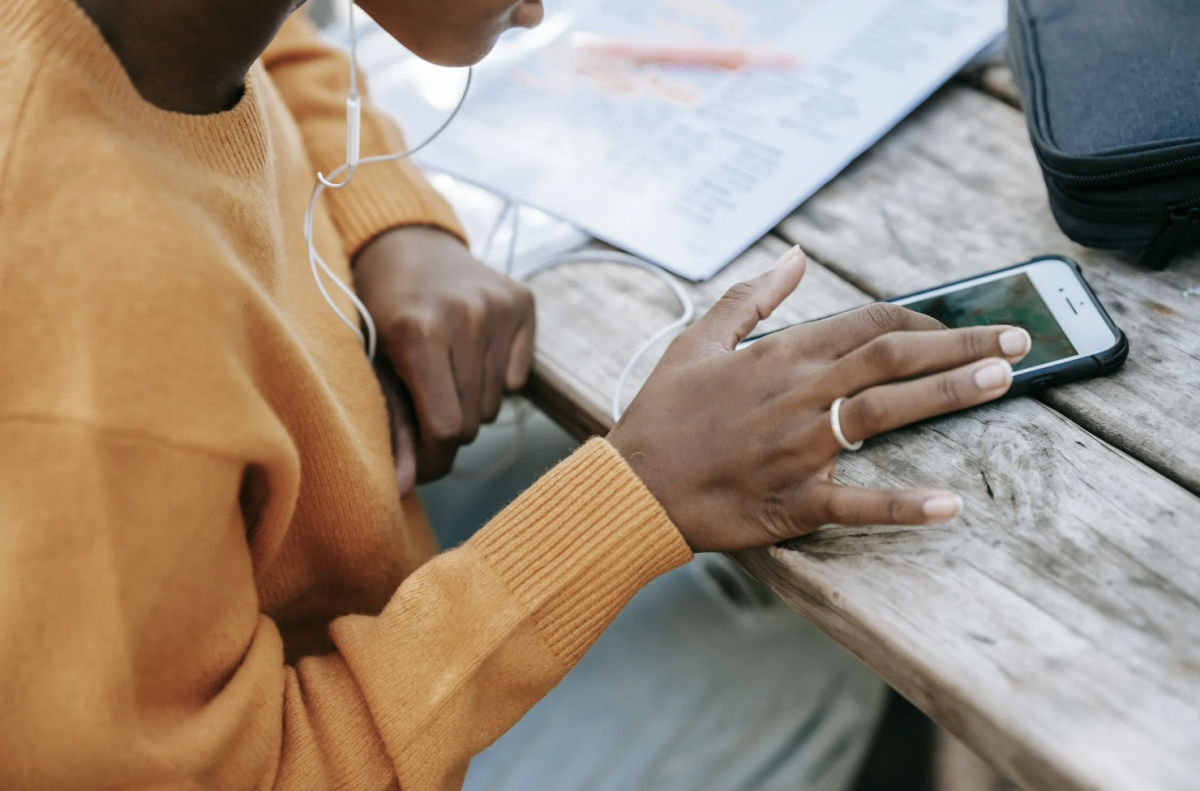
[788,302,946,361]
[836,356,1016,447]
[680,245,807,359]
[403,333,464,484]
[505,300,536,391]
[373,360,419,494]
[485,284,534,420]
[806,482,964,527]
[481,337,507,425]
[450,327,484,443]
[385,323,465,460]
[415,440,460,485]
[830,324,1031,397]
[393,420,417,495]
[447,284,532,435]
[359,228,537,486]
[480,305,514,424]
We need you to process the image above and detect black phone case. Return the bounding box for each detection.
[884,256,1128,398]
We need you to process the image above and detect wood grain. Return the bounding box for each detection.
[736,397,1200,791]
[960,57,1021,107]
[519,72,1200,791]
[523,230,1200,791]
[776,85,1200,494]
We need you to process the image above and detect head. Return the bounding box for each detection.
[355,0,544,66]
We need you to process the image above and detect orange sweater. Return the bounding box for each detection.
[0,2,691,790]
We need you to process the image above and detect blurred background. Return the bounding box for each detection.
[309,0,348,27]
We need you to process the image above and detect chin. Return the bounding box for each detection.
[390,28,502,68]
[427,38,501,67]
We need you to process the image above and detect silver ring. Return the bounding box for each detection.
[830,397,863,452]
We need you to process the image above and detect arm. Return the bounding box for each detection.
[0,160,683,788]
[261,13,465,257]
[262,15,537,484]
[0,421,689,791]
[0,219,1026,790]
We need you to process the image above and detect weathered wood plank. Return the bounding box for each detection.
[960,56,1021,107]
[523,228,1200,791]
[777,85,1200,494]
[736,398,1200,791]
[937,729,1021,791]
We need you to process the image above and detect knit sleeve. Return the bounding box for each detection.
[261,13,467,258]
[0,425,690,791]
[331,439,693,789]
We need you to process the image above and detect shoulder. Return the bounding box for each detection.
[0,76,251,328]
[0,81,269,452]
[0,42,258,312]
[0,15,291,453]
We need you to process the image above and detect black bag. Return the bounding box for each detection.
[1008,0,1200,270]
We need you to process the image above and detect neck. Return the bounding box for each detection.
[73,0,303,114]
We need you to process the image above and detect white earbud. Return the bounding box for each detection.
[318,0,362,189]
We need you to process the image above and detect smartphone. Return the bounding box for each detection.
[744,256,1128,397]
[888,256,1127,396]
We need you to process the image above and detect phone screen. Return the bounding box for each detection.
[902,273,1077,371]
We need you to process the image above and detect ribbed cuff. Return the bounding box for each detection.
[312,141,467,258]
[470,439,692,665]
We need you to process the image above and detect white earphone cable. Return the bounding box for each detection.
[306,0,473,360]
[451,213,695,481]
[308,4,696,481]
[514,247,695,422]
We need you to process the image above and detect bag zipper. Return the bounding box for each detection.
[1038,151,1200,185]
[1049,189,1200,221]
[1141,206,1200,270]
[1048,185,1200,269]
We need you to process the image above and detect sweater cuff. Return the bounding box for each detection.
[302,119,465,258]
[470,438,693,665]
[309,138,468,259]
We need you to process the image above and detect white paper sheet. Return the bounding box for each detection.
[326,17,591,271]
[346,0,1007,281]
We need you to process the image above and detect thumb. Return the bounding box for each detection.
[684,246,807,358]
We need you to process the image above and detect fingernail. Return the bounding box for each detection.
[922,494,964,521]
[779,245,802,266]
[973,359,1013,391]
[999,327,1032,358]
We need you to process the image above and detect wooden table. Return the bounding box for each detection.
[520,64,1200,791]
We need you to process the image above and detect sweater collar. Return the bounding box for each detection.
[1,0,272,178]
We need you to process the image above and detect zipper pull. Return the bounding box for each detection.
[1141,206,1200,271]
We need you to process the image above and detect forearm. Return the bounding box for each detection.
[0,427,687,791]
[331,439,691,789]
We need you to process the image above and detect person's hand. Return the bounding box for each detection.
[607,246,1032,552]
[374,359,419,495]
[355,226,536,483]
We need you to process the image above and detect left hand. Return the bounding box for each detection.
[355,226,536,486]
[608,247,1029,552]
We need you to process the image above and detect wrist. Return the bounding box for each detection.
[605,425,684,544]
[355,224,468,270]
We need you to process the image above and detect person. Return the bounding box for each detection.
[0,0,1034,789]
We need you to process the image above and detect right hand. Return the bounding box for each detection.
[607,246,1032,553]
[355,226,536,485]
